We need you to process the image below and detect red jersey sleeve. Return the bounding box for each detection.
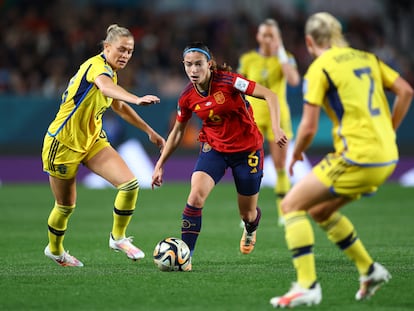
[233,75,256,95]
[176,83,194,123]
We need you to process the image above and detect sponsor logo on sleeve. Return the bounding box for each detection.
[234,77,249,93]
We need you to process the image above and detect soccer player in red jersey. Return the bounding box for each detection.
[152,42,287,269]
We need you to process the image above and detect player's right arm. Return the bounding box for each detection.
[152,120,188,188]
[274,35,300,86]
[94,74,160,106]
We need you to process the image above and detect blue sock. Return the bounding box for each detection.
[181,204,202,257]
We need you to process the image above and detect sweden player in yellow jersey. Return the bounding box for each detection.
[238,19,300,226]
[42,24,165,267]
[270,12,413,308]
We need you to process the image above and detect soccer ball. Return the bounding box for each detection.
[153,237,191,271]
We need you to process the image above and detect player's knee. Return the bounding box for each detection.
[117,178,139,196]
[308,208,331,223]
[280,198,291,214]
[187,193,205,208]
[280,197,304,215]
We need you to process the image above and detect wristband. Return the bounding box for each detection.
[278,46,289,64]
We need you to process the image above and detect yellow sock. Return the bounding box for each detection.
[111,178,139,240]
[275,169,290,219]
[275,196,285,226]
[47,202,75,255]
[276,169,291,195]
[318,212,373,275]
[285,211,317,288]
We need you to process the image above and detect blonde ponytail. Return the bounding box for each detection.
[103,24,132,45]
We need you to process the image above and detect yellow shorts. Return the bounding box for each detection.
[313,153,396,200]
[251,100,293,141]
[42,133,110,179]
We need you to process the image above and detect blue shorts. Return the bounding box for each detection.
[194,143,264,196]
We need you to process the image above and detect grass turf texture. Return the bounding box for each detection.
[0,182,413,311]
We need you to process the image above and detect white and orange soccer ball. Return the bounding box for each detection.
[153,237,191,271]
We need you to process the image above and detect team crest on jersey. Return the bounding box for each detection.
[234,77,249,92]
[57,164,67,175]
[202,143,212,152]
[213,91,225,104]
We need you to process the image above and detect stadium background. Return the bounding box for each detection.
[1,0,413,183]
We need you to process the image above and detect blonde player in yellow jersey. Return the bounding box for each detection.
[270,12,413,308]
[238,19,300,226]
[41,24,165,267]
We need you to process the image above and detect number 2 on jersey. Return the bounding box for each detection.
[353,67,380,116]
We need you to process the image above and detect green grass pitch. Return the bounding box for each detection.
[0,182,413,310]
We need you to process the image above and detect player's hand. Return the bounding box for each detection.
[149,132,166,153]
[137,95,160,106]
[275,129,288,148]
[151,165,164,189]
[288,151,304,176]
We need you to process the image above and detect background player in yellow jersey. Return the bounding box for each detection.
[238,19,300,226]
[42,24,165,267]
[270,12,413,308]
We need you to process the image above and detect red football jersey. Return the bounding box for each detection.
[177,70,264,153]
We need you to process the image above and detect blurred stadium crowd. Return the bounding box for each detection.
[1,0,414,99]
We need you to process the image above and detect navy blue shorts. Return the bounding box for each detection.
[193,143,264,196]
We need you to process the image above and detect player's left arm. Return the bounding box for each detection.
[289,103,320,175]
[111,99,165,150]
[388,76,413,130]
[377,59,413,130]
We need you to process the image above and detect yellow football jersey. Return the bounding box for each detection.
[46,53,116,153]
[238,50,294,139]
[303,46,400,165]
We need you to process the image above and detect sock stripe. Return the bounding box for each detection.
[319,213,342,231]
[292,245,313,258]
[118,178,139,191]
[182,231,200,235]
[337,232,358,250]
[113,207,134,216]
[183,204,202,217]
[48,225,65,236]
